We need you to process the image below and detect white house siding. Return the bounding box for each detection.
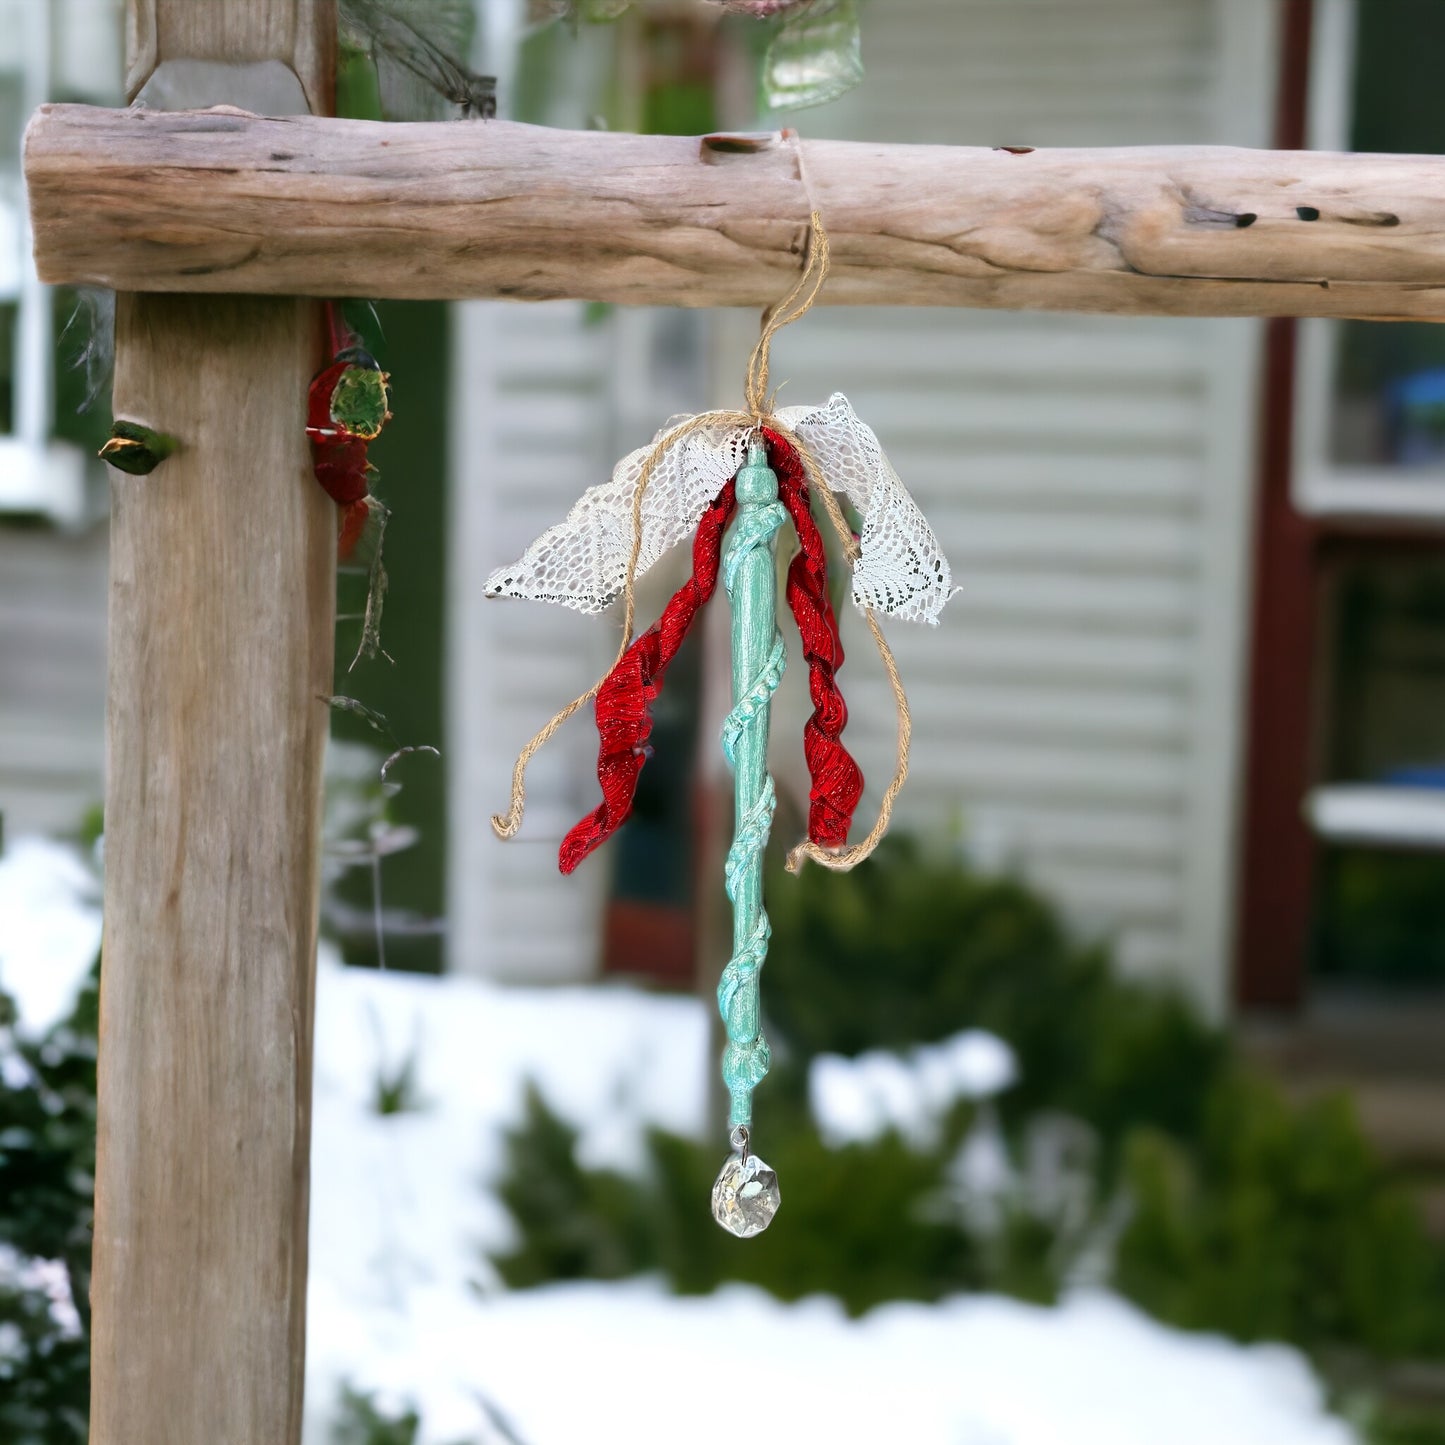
[743,0,1277,1015]
[450,302,609,983]
[450,0,1277,1013]
[0,1,118,844]
[449,300,714,983]
[0,527,108,837]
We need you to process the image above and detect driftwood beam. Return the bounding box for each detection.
[24,103,1445,318]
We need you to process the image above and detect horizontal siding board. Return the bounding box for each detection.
[1115,926,1190,977]
[0,527,107,835]
[932,514,1198,570]
[921,630,1192,681]
[891,453,1203,508]
[964,803,1184,860]
[927,744,1186,803]
[1026,860,1184,921]
[495,401,609,451]
[946,570,1195,626]
[909,683,1188,743]
[848,392,1204,444]
[493,336,611,380]
[776,331,1204,386]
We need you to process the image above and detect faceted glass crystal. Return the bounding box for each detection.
[711,1151,781,1238]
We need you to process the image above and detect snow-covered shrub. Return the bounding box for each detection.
[763,838,1229,1156]
[0,966,97,1445]
[491,837,1445,1368]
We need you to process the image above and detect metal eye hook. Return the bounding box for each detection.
[729,1124,751,1162]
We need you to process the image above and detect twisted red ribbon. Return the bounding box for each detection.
[558,433,862,875]
[558,481,738,875]
[769,430,864,847]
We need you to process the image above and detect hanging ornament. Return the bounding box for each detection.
[485,215,953,1236]
[308,303,394,667]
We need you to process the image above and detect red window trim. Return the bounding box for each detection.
[1233,0,1318,1010]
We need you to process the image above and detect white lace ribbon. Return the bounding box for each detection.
[484,394,952,626]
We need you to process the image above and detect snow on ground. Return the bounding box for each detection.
[0,835,101,1037]
[307,943,711,1312]
[336,1280,1356,1445]
[0,837,1359,1445]
[809,1029,1018,1148]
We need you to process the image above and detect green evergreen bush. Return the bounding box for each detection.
[764,839,1229,1160]
[1115,1074,1445,1359]
[0,963,97,1445]
[492,1084,657,1286]
[331,1385,421,1445]
[331,1384,450,1445]
[492,1092,990,1315]
[492,837,1445,1369]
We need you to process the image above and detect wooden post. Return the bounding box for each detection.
[90,4,334,1443]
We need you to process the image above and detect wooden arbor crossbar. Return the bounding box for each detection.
[36,2,1445,1439]
[25,104,1445,317]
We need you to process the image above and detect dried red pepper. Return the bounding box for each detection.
[307,308,392,558]
[309,305,394,665]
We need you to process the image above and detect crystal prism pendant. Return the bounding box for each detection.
[711,1127,781,1238]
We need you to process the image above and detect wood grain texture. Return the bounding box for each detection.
[126,0,335,112]
[24,108,1445,317]
[91,5,335,1443]
[93,295,334,1445]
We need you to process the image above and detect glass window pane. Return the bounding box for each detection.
[1311,554,1445,989]
[1327,0,1445,472]
[1313,844,1445,986]
[1322,557,1445,786]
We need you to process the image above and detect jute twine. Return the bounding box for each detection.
[490,212,911,874]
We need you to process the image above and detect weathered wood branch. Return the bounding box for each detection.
[24,105,1445,317]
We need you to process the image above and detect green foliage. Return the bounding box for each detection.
[336,41,386,121]
[326,300,450,976]
[0,1277,90,1445]
[655,1123,983,1313]
[331,1384,423,1445]
[0,962,98,1445]
[492,837,1445,1368]
[1356,1400,1445,1445]
[328,1381,488,1445]
[492,1087,990,1315]
[1116,1074,1445,1360]
[764,839,1229,1156]
[372,1046,426,1117]
[492,1084,657,1287]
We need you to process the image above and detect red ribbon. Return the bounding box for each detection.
[558,432,862,875]
[771,429,864,847]
[558,481,737,874]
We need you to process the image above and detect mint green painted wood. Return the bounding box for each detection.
[718,440,788,1128]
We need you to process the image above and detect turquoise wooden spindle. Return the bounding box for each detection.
[717,438,788,1129]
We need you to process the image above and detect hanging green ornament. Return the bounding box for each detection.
[764,0,864,111]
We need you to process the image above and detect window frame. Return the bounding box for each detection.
[1292,0,1445,525]
[0,1,88,525]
